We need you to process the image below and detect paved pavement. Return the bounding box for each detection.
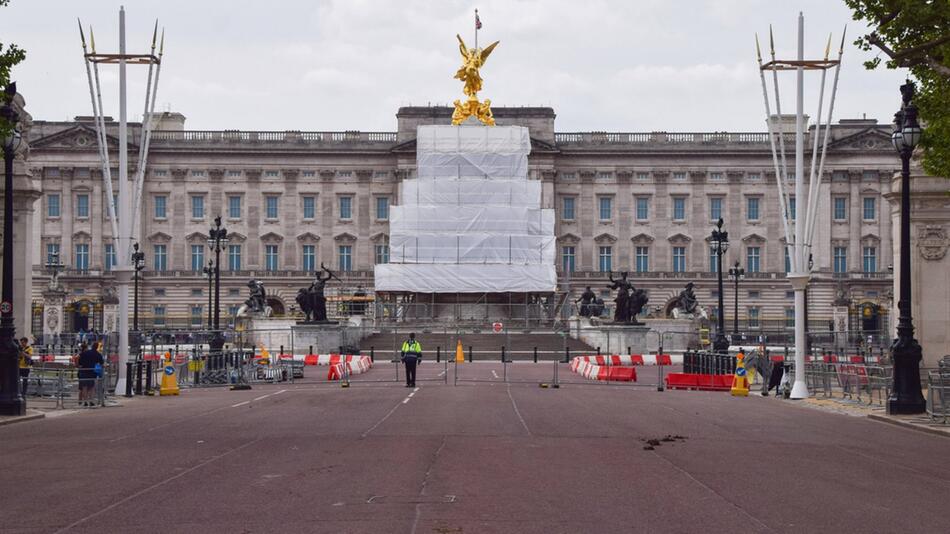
[2,362,949,533]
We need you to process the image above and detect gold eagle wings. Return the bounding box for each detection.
[454,34,500,97]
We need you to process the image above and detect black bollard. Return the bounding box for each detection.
[596,346,601,356]
[468,346,473,363]
[436,346,441,363]
[533,347,538,363]
[564,347,570,364]
[145,361,153,392]
[501,346,506,363]
[135,360,144,395]
[627,346,631,356]
[370,346,375,362]
[125,361,133,397]
[309,345,314,356]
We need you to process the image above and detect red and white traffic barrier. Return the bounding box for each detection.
[570,357,637,382]
[327,355,373,380]
[574,354,682,366]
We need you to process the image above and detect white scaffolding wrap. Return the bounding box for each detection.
[376,125,557,293]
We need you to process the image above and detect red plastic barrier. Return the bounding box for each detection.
[770,355,784,362]
[656,354,672,366]
[606,367,637,382]
[630,355,644,365]
[665,373,731,391]
[173,354,186,365]
[142,353,161,361]
[304,354,318,366]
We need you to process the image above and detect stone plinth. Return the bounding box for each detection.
[245,318,367,354]
[570,317,700,354]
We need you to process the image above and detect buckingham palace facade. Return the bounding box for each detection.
[25,106,896,335]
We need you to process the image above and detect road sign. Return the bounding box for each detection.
[492,322,503,333]
[0,301,11,314]
[164,365,174,375]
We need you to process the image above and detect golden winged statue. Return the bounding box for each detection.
[452,34,499,126]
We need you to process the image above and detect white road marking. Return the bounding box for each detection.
[491,370,499,379]
[231,401,250,408]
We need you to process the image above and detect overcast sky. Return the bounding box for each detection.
[1,0,908,132]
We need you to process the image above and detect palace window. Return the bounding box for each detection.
[227,170,241,177]
[104,244,116,272]
[191,170,205,177]
[635,246,649,273]
[265,170,279,178]
[787,196,796,220]
[863,246,877,273]
[338,245,353,272]
[785,307,795,328]
[710,172,723,181]
[376,197,389,220]
[709,197,722,221]
[191,195,205,219]
[191,245,205,272]
[153,244,167,272]
[75,244,89,271]
[375,244,389,264]
[154,195,167,219]
[228,245,242,271]
[709,247,719,273]
[302,245,316,272]
[598,246,612,272]
[598,196,612,221]
[672,197,686,221]
[673,172,686,181]
[47,194,60,217]
[636,197,649,220]
[191,306,204,327]
[339,196,353,220]
[265,195,279,219]
[748,307,760,328]
[302,170,316,178]
[561,246,575,273]
[785,247,791,273]
[302,196,316,219]
[747,246,761,273]
[747,197,760,221]
[153,306,166,327]
[833,197,847,221]
[228,195,241,219]
[76,194,89,218]
[672,246,686,273]
[265,244,279,271]
[636,172,649,181]
[863,197,876,220]
[833,247,847,273]
[562,197,575,220]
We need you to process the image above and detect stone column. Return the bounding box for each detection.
[886,171,950,367]
[41,287,67,341]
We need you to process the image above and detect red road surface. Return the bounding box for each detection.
[2,362,948,533]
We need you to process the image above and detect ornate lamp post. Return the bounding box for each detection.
[0,83,24,416]
[710,218,730,353]
[728,261,744,345]
[131,242,145,332]
[207,217,228,365]
[887,81,925,415]
[202,259,214,329]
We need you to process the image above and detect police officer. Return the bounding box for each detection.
[400,333,422,388]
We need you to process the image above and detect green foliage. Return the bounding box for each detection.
[845,0,950,176]
[1,0,27,139]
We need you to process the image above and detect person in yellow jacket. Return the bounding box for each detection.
[400,333,422,388]
[18,337,33,396]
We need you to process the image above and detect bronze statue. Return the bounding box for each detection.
[244,280,266,314]
[608,271,644,324]
[575,286,596,317]
[296,263,339,323]
[675,282,699,315]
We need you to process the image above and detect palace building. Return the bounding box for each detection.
[25,106,896,336]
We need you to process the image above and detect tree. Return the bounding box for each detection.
[0,0,27,139]
[846,0,950,176]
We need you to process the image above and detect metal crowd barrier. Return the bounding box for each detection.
[20,366,110,409]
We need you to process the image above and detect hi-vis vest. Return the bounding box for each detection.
[401,340,422,356]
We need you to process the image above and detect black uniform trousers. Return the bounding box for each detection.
[403,354,419,387]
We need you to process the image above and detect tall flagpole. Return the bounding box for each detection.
[789,12,808,399]
[115,5,132,394]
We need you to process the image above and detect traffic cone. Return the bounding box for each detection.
[455,339,465,363]
[159,353,180,396]
[730,352,749,397]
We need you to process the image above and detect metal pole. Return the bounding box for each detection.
[789,12,809,399]
[0,116,23,415]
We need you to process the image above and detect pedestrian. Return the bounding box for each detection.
[77,342,104,407]
[18,337,33,396]
[400,332,422,388]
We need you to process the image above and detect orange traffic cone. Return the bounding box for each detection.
[455,339,465,363]
[730,352,749,397]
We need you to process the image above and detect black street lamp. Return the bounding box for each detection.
[887,80,926,415]
[131,242,145,332]
[202,259,214,329]
[728,261,744,345]
[0,83,24,416]
[710,218,730,353]
[207,217,228,365]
